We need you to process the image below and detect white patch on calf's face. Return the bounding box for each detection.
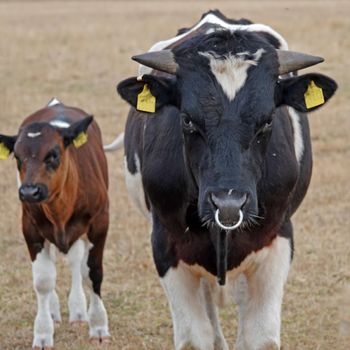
[49,120,70,128]
[27,131,41,138]
[200,48,265,101]
[288,107,304,163]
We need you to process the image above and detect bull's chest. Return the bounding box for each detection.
[173,228,277,280]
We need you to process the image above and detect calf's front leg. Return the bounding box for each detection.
[31,240,57,349]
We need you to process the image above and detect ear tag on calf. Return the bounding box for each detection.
[304,80,325,109]
[0,142,10,160]
[73,132,88,148]
[137,84,156,113]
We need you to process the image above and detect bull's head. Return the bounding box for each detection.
[117,30,337,283]
[0,116,92,203]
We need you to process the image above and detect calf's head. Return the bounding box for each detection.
[0,116,92,203]
[118,30,337,231]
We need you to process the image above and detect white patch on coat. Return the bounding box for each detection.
[139,13,288,75]
[235,236,290,349]
[174,236,290,349]
[32,241,57,348]
[288,107,304,163]
[200,48,265,101]
[47,97,61,107]
[27,131,41,138]
[124,154,151,220]
[49,120,70,128]
[161,263,215,350]
[66,239,88,322]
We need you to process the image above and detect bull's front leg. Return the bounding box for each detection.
[236,235,291,350]
[152,217,216,350]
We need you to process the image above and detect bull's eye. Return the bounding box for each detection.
[254,120,273,145]
[181,113,197,133]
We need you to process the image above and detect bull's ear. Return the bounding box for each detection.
[0,134,17,160]
[276,73,337,112]
[117,74,177,112]
[60,116,93,148]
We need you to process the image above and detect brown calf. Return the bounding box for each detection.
[0,99,110,348]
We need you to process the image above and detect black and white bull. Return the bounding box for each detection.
[116,11,337,350]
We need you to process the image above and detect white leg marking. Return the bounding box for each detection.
[67,239,88,323]
[288,106,304,163]
[236,236,291,350]
[201,279,228,350]
[124,154,151,220]
[32,241,56,348]
[161,263,215,350]
[80,239,110,339]
[49,290,61,323]
[88,291,110,339]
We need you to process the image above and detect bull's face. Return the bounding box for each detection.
[0,116,92,204]
[118,30,337,231]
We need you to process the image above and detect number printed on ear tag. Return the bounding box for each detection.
[304,80,325,109]
[137,84,156,113]
[0,142,10,160]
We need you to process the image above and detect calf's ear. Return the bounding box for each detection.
[60,116,93,148]
[276,73,337,112]
[0,134,17,160]
[117,74,177,113]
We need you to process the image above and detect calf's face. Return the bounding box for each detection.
[0,116,92,203]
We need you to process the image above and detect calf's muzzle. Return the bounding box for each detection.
[19,183,48,203]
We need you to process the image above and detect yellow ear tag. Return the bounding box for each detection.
[137,84,156,113]
[304,80,325,109]
[0,142,10,160]
[73,132,88,148]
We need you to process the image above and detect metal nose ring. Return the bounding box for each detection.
[214,209,243,231]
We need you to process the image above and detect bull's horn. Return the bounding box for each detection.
[132,50,179,74]
[277,50,324,75]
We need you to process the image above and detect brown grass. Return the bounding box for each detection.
[0,1,349,349]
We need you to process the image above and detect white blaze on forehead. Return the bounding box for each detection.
[27,131,41,138]
[200,48,265,101]
[47,97,62,107]
[49,120,70,128]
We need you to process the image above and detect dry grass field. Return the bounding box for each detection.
[0,1,349,349]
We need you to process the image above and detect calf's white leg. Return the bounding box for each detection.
[81,239,110,341]
[67,239,88,323]
[32,241,57,348]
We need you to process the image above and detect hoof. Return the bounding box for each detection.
[70,320,87,327]
[90,335,111,345]
[54,320,61,327]
[33,347,54,350]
